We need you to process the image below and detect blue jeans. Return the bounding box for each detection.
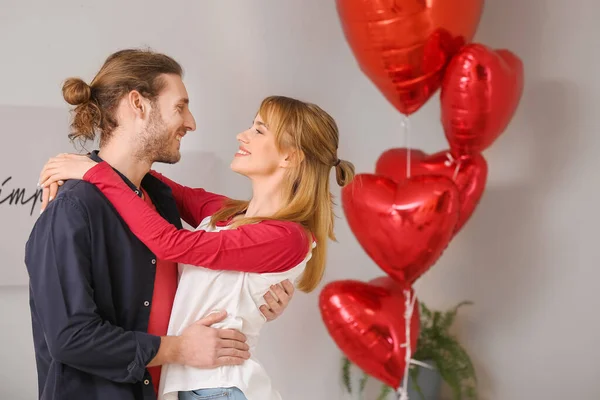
[178,387,248,400]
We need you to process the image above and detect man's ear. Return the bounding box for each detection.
[127,90,149,119]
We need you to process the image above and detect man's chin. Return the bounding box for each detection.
[154,152,181,164]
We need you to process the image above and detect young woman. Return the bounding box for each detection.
[39,95,355,400]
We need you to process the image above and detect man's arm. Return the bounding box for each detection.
[26,196,162,383]
[25,196,250,382]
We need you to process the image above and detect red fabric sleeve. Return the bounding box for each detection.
[149,170,226,228]
[84,162,311,273]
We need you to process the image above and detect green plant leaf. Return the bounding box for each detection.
[377,384,392,400]
[341,356,352,393]
[439,301,473,332]
[420,301,433,321]
[414,300,478,400]
[359,371,369,393]
[432,310,442,330]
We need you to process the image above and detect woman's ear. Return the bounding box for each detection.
[280,149,305,168]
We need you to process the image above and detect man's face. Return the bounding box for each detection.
[139,74,196,164]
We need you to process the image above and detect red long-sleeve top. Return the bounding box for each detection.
[83,161,312,274]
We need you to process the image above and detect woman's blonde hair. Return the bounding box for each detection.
[210,96,355,293]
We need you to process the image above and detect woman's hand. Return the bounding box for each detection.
[39,153,97,212]
[260,280,295,321]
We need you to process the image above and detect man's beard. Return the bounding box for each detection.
[135,107,181,164]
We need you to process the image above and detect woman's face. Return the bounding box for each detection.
[230,113,290,179]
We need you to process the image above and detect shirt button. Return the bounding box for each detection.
[144,379,150,385]
[143,301,150,307]
[151,259,156,264]
[135,190,140,195]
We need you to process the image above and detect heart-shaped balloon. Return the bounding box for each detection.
[376,148,487,233]
[342,174,460,283]
[441,43,524,155]
[319,276,420,388]
[335,0,483,115]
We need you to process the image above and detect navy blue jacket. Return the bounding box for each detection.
[25,151,183,400]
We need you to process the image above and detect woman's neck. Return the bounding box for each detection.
[245,176,286,218]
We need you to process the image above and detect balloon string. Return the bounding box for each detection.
[444,152,462,180]
[396,290,418,400]
[410,359,434,369]
[453,163,461,180]
[401,115,411,179]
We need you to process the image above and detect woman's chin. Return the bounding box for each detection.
[230,162,249,177]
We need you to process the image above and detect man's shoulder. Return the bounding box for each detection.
[45,179,108,214]
[25,181,100,255]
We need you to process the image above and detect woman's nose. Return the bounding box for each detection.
[236,129,250,143]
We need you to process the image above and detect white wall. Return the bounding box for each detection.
[1,0,599,399]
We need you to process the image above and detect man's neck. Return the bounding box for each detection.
[98,140,152,188]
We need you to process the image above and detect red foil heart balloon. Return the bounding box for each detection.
[335,0,483,115]
[376,148,487,233]
[319,276,420,388]
[441,43,524,155]
[342,174,460,283]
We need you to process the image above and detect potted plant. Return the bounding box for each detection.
[341,300,477,400]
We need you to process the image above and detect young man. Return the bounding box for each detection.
[25,49,294,400]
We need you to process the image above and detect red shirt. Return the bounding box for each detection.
[142,189,178,394]
[83,162,311,274]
